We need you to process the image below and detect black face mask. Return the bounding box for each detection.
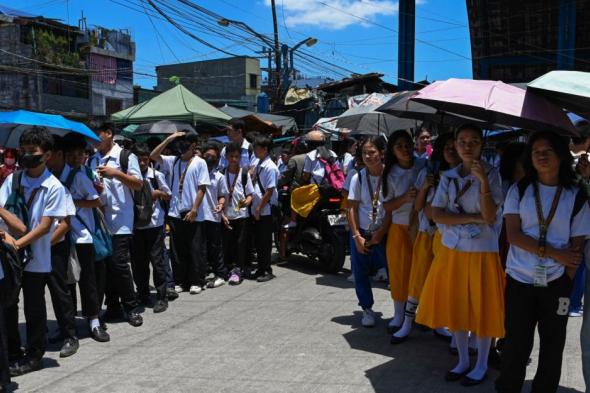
[19,153,44,169]
[204,157,217,169]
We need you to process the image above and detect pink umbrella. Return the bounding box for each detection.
[411,78,578,136]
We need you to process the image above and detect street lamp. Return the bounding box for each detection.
[283,37,318,87]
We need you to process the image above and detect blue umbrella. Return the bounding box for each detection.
[0,110,99,148]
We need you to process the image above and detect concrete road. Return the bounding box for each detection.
[8,255,586,392]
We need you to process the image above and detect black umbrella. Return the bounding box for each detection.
[133,120,197,136]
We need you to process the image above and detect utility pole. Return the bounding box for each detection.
[398,0,415,90]
[270,0,281,108]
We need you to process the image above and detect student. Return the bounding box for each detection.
[381,130,426,334]
[347,136,391,327]
[45,136,80,358]
[416,124,505,386]
[301,130,337,185]
[62,132,109,343]
[219,119,255,170]
[221,142,254,285]
[132,143,171,312]
[88,122,143,327]
[251,135,280,282]
[577,150,590,391]
[415,128,432,160]
[197,144,228,289]
[150,131,201,293]
[496,131,590,393]
[391,132,460,343]
[1,127,68,375]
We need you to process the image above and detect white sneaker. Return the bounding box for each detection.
[282,221,297,229]
[189,285,203,295]
[372,267,388,282]
[208,277,226,288]
[361,308,376,327]
[174,285,183,293]
[347,274,355,283]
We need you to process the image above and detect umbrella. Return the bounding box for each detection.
[219,105,298,134]
[0,110,100,148]
[133,120,197,136]
[527,70,590,119]
[336,105,418,136]
[411,78,577,136]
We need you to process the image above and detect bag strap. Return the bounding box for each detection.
[64,167,81,190]
[169,156,182,190]
[26,188,40,210]
[452,178,472,214]
[12,170,24,198]
[571,186,588,224]
[120,149,130,174]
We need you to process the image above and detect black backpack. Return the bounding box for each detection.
[0,240,23,307]
[120,149,154,228]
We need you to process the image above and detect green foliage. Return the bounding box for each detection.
[27,28,81,68]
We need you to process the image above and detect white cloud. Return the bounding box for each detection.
[264,0,399,30]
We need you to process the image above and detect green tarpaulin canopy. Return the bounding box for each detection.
[111,85,231,126]
[528,71,590,119]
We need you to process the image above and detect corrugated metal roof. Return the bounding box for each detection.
[0,4,37,18]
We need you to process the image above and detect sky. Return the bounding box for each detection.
[12,0,474,89]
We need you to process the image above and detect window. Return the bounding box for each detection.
[249,74,258,89]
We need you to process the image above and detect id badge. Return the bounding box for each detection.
[534,265,548,287]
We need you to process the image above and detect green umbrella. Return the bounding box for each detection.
[528,71,590,118]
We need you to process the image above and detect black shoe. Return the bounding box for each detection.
[138,296,153,308]
[91,326,110,342]
[18,357,43,375]
[461,374,487,387]
[102,308,124,322]
[8,359,22,378]
[445,369,469,382]
[59,338,79,358]
[126,311,143,327]
[256,272,275,282]
[488,347,501,370]
[390,334,408,345]
[153,300,168,314]
[166,288,179,301]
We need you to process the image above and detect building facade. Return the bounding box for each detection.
[156,56,261,111]
[467,0,590,83]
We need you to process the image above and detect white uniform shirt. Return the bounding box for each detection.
[0,169,68,272]
[89,143,141,235]
[54,166,77,244]
[348,168,385,231]
[179,157,211,215]
[343,165,358,193]
[303,148,338,185]
[415,167,436,234]
[384,160,426,226]
[138,167,171,229]
[503,183,590,284]
[341,152,354,175]
[219,139,254,170]
[224,169,255,220]
[157,155,193,219]
[432,162,503,253]
[251,156,279,216]
[198,170,228,223]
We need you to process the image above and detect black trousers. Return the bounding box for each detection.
[223,218,248,271]
[196,221,227,279]
[253,215,273,274]
[496,274,573,393]
[104,235,138,313]
[0,306,10,386]
[132,226,167,301]
[168,216,206,288]
[75,243,103,318]
[47,240,77,339]
[5,272,49,360]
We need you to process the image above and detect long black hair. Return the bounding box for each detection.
[499,142,526,184]
[429,132,456,172]
[523,131,576,189]
[382,129,413,197]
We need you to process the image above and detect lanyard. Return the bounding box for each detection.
[533,182,562,254]
[366,171,382,224]
[452,178,472,213]
[226,168,241,201]
[178,158,193,201]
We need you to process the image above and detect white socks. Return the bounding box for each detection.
[467,337,491,380]
[393,297,418,338]
[450,330,470,374]
[389,300,406,327]
[90,318,100,330]
[435,327,452,337]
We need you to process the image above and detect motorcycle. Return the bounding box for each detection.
[275,189,348,274]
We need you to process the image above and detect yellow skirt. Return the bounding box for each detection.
[415,246,505,338]
[432,230,442,256]
[408,232,434,300]
[386,223,413,302]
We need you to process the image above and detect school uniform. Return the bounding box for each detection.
[303,148,338,185]
[348,168,387,310]
[416,162,505,339]
[47,168,78,341]
[132,167,171,302]
[219,139,254,170]
[196,170,229,280]
[165,156,210,288]
[223,168,254,273]
[0,169,67,361]
[64,165,104,319]
[251,156,279,276]
[383,160,425,303]
[89,143,141,314]
[496,182,590,393]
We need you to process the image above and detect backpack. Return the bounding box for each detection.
[0,240,24,307]
[316,147,344,191]
[4,170,32,233]
[120,149,154,228]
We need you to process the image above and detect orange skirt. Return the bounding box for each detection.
[415,246,505,338]
[432,230,442,256]
[386,223,413,302]
[408,231,434,300]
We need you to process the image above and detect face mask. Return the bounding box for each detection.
[204,157,217,169]
[4,158,15,166]
[19,153,44,169]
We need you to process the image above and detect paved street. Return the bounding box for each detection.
[9,255,586,393]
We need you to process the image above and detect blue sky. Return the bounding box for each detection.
[14,0,474,88]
